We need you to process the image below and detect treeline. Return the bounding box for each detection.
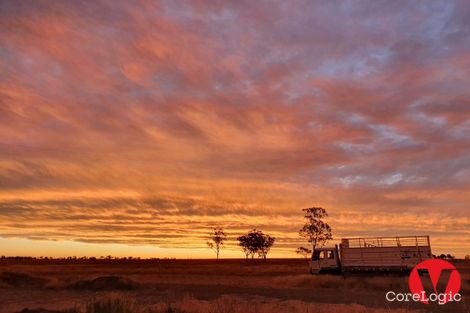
[434,253,456,260]
[0,255,170,261]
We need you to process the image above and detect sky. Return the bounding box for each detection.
[0,0,469,258]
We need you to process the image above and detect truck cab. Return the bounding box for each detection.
[309,246,340,274]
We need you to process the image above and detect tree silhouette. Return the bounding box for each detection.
[238,234,255,259]
[238,229,275,260]
[207,226,227,260]
[299,207,332,254]
[258,233,275,259]
[296,246,312,259]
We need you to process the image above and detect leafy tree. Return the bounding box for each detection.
[296,247,312,259]
[258,234,275,259]
[238,229,276,260]
[237,235,253,259]
[299,207,332,254]
[238,230,260,259]
[207,226,227,260]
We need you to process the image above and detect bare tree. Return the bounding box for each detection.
[299,207,332,254]
[207,226,227,260]
[296,247,312,259]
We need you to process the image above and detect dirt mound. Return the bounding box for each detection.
[0,272,48,288]
[68,276,137,291]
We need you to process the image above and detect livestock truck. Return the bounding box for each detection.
[310,235,432,274]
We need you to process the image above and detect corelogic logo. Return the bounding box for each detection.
[386,259,462,305]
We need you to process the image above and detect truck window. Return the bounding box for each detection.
[328,251,335,259]
[312,250,321,260]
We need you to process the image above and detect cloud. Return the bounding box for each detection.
[0,0,469,256]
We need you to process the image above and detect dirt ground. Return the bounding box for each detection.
[0,258,468,313]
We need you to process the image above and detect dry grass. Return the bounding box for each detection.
[85,295,137,313]
[176,295,420,313]
[0,272,48,288]
[69,276,138,291]
[2,258,469,313]
[270,273,407,292]
[83,294,420,313]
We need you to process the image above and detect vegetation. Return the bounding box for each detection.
[295,247,312,259]
[86,296,136,313]
[299,207,332,252]
[206,226,227,260]
[434,253,456,259]
[81,294,422,313]
[2,259,469,313]
[237,229,275,259]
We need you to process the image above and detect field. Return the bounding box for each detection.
[0,259,469,313]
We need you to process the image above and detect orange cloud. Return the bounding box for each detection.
[0,0,469,257]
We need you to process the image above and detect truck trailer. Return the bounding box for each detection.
[310,235,432,274]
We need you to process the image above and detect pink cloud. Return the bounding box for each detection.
[0,0,469,257]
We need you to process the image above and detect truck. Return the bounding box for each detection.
[310,235,432,274]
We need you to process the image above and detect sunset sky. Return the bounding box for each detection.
[0,1,469,258]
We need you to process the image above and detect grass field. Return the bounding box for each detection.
[0,259,469,313]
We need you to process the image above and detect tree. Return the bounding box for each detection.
[299,207,332,254]
[237,229,276,260]
[239,239,252,258]
[238,230,260,259]
[296,247,312,259]
[237,234,253,259]
[207,226,227,260]
[465,255,470,260]
[258,234,275,259]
